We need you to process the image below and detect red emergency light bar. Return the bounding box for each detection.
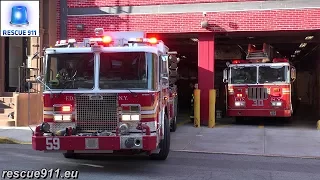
[89,36,113,44]
[55,39,76,46]
[273,58,289,63]
[53,105,72,113]
[128,37,158,44]
[232,60,247,64]
[89,36,158,47]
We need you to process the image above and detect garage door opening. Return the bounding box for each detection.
[215,30,320,129]
[148,33,199,119]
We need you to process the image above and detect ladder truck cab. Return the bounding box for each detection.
[223,43,297,121]
[32,28,179,160]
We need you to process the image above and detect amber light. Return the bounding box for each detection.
[148,37,158,44]
[102,36,112,43]
[274,88,280,92]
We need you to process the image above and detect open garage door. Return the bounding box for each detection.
[214,30,320,129]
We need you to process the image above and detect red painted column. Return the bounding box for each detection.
[198,33,215,125]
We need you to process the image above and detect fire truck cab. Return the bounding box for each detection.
[223,44,297,121]
[32,29,178,160]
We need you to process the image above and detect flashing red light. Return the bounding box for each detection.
[232,60,247,64]
[102,36,112,43]
[232,60,240,64]
[148,37,158,44]
[232,60,242,64]
[54,105,72,112]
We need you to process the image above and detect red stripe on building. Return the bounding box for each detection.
[67,9,320,40]
[67,0,261,7]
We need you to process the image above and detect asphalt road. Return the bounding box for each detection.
[1,145,320,180]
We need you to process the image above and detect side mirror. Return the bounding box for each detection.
[36,75,43,82]
[36,75,53,93]
[290,66,296,82]
[223,68,228,83]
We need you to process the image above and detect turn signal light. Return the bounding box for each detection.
[274,88,280,92]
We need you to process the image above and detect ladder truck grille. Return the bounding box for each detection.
[248,87,268,100]
[75,94,119,132]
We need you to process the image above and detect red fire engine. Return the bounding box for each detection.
[32,29,179,160]
[223,43,297,121]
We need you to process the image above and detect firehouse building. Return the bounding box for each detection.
[0,0,57,126]
[61,0,320,125]
[1,0,320,126]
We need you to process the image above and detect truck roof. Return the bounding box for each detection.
[45,46,160,55]
[229,62,290,67]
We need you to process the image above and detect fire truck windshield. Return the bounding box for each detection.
[45,53,94,89]
[230,66,257,84]
[99,52,158,90]
[258,65,288,84]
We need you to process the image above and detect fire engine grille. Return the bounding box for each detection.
[75,93,118,132]
[248,87,268,100]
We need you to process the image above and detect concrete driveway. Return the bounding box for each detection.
[171,122,320,158]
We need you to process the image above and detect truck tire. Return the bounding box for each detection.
[63,151,77,159]
[150,114,170,160]
[170,116,177,132]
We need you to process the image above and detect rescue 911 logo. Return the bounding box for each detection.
[0,1,40,37]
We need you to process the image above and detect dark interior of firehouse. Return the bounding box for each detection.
[153,31,320,128]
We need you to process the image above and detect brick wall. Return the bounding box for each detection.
[67,0,261,7]
[67,9,320,41]
[57,0,60,39]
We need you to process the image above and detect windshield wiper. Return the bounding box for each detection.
[58,80,76,97]
[126,88,138,97]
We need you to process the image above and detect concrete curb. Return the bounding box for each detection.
[171,149,320,159]
[0,137,32,145]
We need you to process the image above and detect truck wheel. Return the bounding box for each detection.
[150,114,170,160]
[170,116,177,132]
[63,151,77,159]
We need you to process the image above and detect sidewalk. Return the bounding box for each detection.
[171,124,320,158]
[0,126,34,144]
[3,122,320,159]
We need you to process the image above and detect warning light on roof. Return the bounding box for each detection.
[102,36,112,43]
[148,37,158,44]
[128,37,159,44]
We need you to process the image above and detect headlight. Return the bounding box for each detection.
[235,101,245,107]
[54,115,72,121]
[271,101,282,106]
[121,114,140,121]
